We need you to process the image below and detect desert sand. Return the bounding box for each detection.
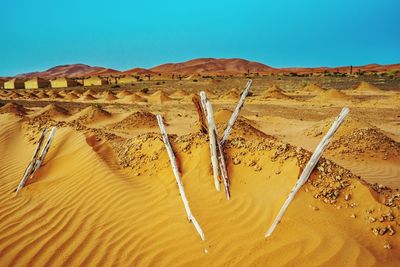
[0,76,400,266]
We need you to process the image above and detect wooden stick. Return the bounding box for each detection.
[16,128,47,194]
[32,127,57,173]
[201,91,230,199]
[204,100,220,192]
[156,115,205,241]
[220,79,252,145]
[215,130,230,200]
[265,107,350,237]
[192,94,208,134]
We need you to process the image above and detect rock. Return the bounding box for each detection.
[384,242,392,249]
[345,194,352,201]
[351,213,357,219]
[232,157,241,165]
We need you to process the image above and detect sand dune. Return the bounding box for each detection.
[351,81,383,95]
[147,90,172,104]
[116,89,132,98]
[31,104,69,119]
[258,85,292,100]
[0,76,399,266]
[0,113,399,266]
[0,103,28,116]
[109,111,158,130]
[71,106,112,124]
[311,89,351,102]
[220,88,241,100]
[101,91,118,101]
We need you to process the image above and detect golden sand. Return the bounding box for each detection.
[0,80,399,266]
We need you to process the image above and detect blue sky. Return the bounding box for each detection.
[1,0,399,76]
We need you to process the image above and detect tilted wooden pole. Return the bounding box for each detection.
[265,107,350,237]
[200,91,231,199]
[215,130,230,200]
[192,94,208,134]
[204,100,220,192]
[32,127,57,173]
[156,115,205,241]
[16,128,47,194]
[220,79,252,145]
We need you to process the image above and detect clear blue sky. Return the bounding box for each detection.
[1,0,399,76]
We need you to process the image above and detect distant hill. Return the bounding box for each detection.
[15,64,109,79]
[150,58,275,74]
[5,59,400,78]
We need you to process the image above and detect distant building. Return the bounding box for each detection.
[0,78,5,89]
[117,76,137,85]
[83,76,108,86]
[4,78,25,89]
[51,77,81,88]
[25,77,51,89]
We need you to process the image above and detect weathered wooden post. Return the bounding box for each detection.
[200,91,231,199]
[32,127,57,173]
[205,101,221,192]
[156,115,205,240]
[265,107,350,237]
[220,79,252,145]
[16,128,47,194]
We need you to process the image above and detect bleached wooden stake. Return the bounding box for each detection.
[192,94,208,134]
[16,128,47,194]
[205,100,220,192]
[201,91,230,199]
[220,79,252,145]
[265,107,350,238]
[215,131,230,200]
[32,127,57,173]
[156,115,205,241]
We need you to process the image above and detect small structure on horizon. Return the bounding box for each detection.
[4,78,25,89]
[0,78,5,89]
[50,77,81,88]
[117,75,137,85]
[25,77,51,89]
[83,76,108,86]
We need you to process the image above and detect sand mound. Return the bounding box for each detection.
[35,91,50,98]
[213,109,269,140]
[0,102,28,116]
[312,89,351,102]
[110,111,158,129]
[258,85,291,99]
[73,105,112,124]
[306,116,400,159]
[123,93,148,103]
[170,89,189,98]
[102,91,118,101]
[80,94,97,101]
[9,92,23,98]
[83,89,97,96]
[46,90,63,99]
[147,90,172,103]
[64,92,80,100]
[220,88,241,100]
[303,83,324,93]
[116,89,132,98]
[33,104,69,118]
[354,81,382,94]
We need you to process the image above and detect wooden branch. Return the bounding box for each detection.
[220,79,252,145]
[192,94,208,134]
[204,100,220,192]
[215,130,230,200]
[32,127,57,173]
[156,115,205,241]
[16,128,47,194]
[265,107,350,238]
